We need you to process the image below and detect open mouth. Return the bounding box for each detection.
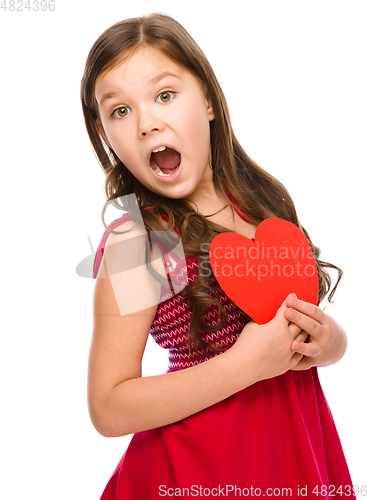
[150,146,181,177]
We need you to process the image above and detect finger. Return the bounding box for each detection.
[292,339,321,357]
[289,351,304,369]
[285,296,327,325]
[288,321,301,337]
[285,308,321,338]
[290,356,314,371]
[272,293,298,325]
[293,331,309,344]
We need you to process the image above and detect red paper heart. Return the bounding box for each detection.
[209,218,319,324]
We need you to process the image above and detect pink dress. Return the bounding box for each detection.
[93,212,354,499]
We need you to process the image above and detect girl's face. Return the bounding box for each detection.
[94,46,215,202]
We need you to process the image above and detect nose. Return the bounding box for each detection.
[137,106,163,137]
[140,126,159,137]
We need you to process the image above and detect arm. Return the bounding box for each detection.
[285,296,348,370]
[88,221,305,438]
[89,277,304,437]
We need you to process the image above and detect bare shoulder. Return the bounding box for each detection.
[96,219,167,316]
[89,219,161,429]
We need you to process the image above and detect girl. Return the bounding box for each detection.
[81,13,354,499]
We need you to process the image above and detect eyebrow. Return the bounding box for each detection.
[99,90,123,107]
[149,71,180,85]
[99,90,121,106]
[98,72,181,107]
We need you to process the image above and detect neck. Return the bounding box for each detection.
[184,180,229,216]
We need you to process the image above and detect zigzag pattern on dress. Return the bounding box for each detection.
[150,254,252,372]
[92,212,252,372]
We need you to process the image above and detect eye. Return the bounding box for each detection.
[111,106,130,118]
[156,91,175,103]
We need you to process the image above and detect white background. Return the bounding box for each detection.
[0,0,368,498]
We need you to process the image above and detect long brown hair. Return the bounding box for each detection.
[81,13,342,352]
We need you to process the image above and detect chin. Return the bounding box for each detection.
[146,182,189,200]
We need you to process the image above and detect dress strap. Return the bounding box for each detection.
[226,190,254,224]
[93,211,182,280]
[92,213,135,279]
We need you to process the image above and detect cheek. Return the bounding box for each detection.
[177,101,211,150]
[108,129,136,162]
[186,115,211,158]
[108,143,137,177]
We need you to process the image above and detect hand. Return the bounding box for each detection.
[233,293,306,383]
[284,295,348,370]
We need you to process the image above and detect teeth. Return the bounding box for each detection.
[152,146,166,153]
[150,159,170,176]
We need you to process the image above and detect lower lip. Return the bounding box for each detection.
[149,160,183,183]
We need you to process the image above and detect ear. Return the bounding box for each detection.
[205,94,215,122]
[96,119,112,149]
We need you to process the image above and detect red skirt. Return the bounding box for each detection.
[100,368,354,499]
